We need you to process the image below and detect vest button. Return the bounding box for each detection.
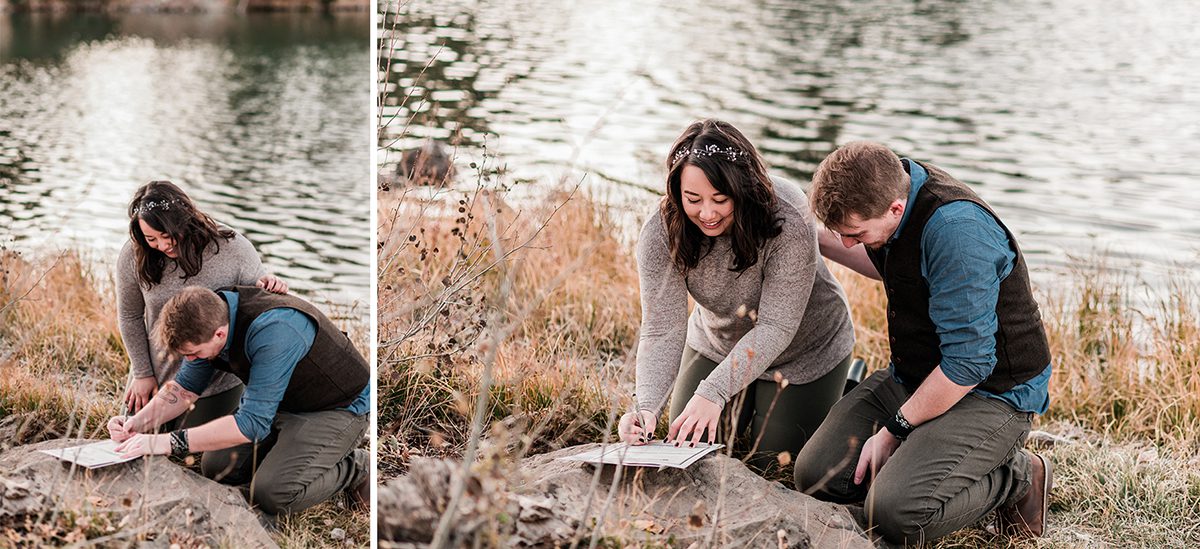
[888,310,896,319]
[889,336,896,344]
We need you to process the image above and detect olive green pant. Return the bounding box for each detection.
[670,347,852,475]
[793,370,1034,544]
[162,385,244,432]
[200,409,369,515]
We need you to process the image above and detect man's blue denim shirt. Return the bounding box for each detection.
[884,159,1050,414]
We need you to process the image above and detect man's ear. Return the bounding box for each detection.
[888,198,906,218]
[215,325,228,340]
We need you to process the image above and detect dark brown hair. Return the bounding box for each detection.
[809,141,908,228]
[662,119,782,274]
[128,181,234,288]
[153,286,228,351]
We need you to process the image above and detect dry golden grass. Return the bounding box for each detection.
[378,182,640,473]
[1040,267,1200,446]
[0,249,369,548]
[1,250,125,440]
[380,185,1200,547]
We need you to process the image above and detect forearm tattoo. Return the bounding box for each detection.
[162,383,181,405]
[130,382,199,431]
[161,381,199,407]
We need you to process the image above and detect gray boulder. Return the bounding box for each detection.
[0,439,277,548]
[379,444,873,548]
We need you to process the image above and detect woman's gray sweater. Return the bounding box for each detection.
[635,177,856,414]
[116,231,267,397]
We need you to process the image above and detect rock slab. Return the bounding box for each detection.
[380,444,874,548]
[0,439,277,548]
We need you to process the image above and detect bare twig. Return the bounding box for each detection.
[0,251,66,316]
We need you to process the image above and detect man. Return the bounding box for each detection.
[107,285,370,515]
[794,141,1053,544]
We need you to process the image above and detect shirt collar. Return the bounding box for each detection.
[887,158,928,244]
[218,290,239,359]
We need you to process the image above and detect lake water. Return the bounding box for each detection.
[380,0,1200,292]
[1,13,370,307]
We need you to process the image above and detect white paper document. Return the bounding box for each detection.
[39,440,139,469]
[558,441,724,469]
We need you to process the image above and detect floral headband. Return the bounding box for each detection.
[133,199,178,217]
[672,143,749,163]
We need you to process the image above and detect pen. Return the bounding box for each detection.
[633,411,653,443]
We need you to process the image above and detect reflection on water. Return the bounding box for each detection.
[1,13,370,306]
[380,0,1200,288]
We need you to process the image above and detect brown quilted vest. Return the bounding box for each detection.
[212,286,368,412]
[864,162,1051,393]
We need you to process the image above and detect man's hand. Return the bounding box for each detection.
[256,274,288,294]
[115,433,170,458]
[667,394,722,448]
[618,410,658,445]
[107,416,134,442]
[853,429,902,485]
[124,376,158,413]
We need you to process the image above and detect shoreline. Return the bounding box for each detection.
[0,0,368,13]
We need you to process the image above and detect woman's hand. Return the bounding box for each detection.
[618,410,658,445]
[668,394,722,448]
[107,416,133,443]
[124,376,158,413]
[256,274,289,294]
[115,433,170,458]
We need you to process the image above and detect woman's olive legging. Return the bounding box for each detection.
[669,347,852,475]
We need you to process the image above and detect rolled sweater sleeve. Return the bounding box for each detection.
[115,243,155,380]
[634,215,690,415]
[233,309,316,442]
[693,219,816,406]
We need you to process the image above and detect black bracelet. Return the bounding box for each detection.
[884,409,915,440]
[169,429,190,458]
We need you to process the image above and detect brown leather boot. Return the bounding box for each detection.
[998,450,1052,537]
[347,476,370,511]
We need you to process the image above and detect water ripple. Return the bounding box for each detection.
[380,0,1200,288]
[1,13,370,307]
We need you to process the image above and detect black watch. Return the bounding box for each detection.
[884,410,915,440]
[169,429,190,458]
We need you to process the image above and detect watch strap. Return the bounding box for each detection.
[884,409,915,440]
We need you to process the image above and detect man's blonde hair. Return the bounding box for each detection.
[810,141,909,227]
[152,286,227,352]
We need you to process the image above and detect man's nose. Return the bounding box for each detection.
[841,235,858,248]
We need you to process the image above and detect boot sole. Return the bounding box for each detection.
[1036,452,1053,536]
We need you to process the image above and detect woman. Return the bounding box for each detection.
[619,119,856,473]
[118,180,287,430]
